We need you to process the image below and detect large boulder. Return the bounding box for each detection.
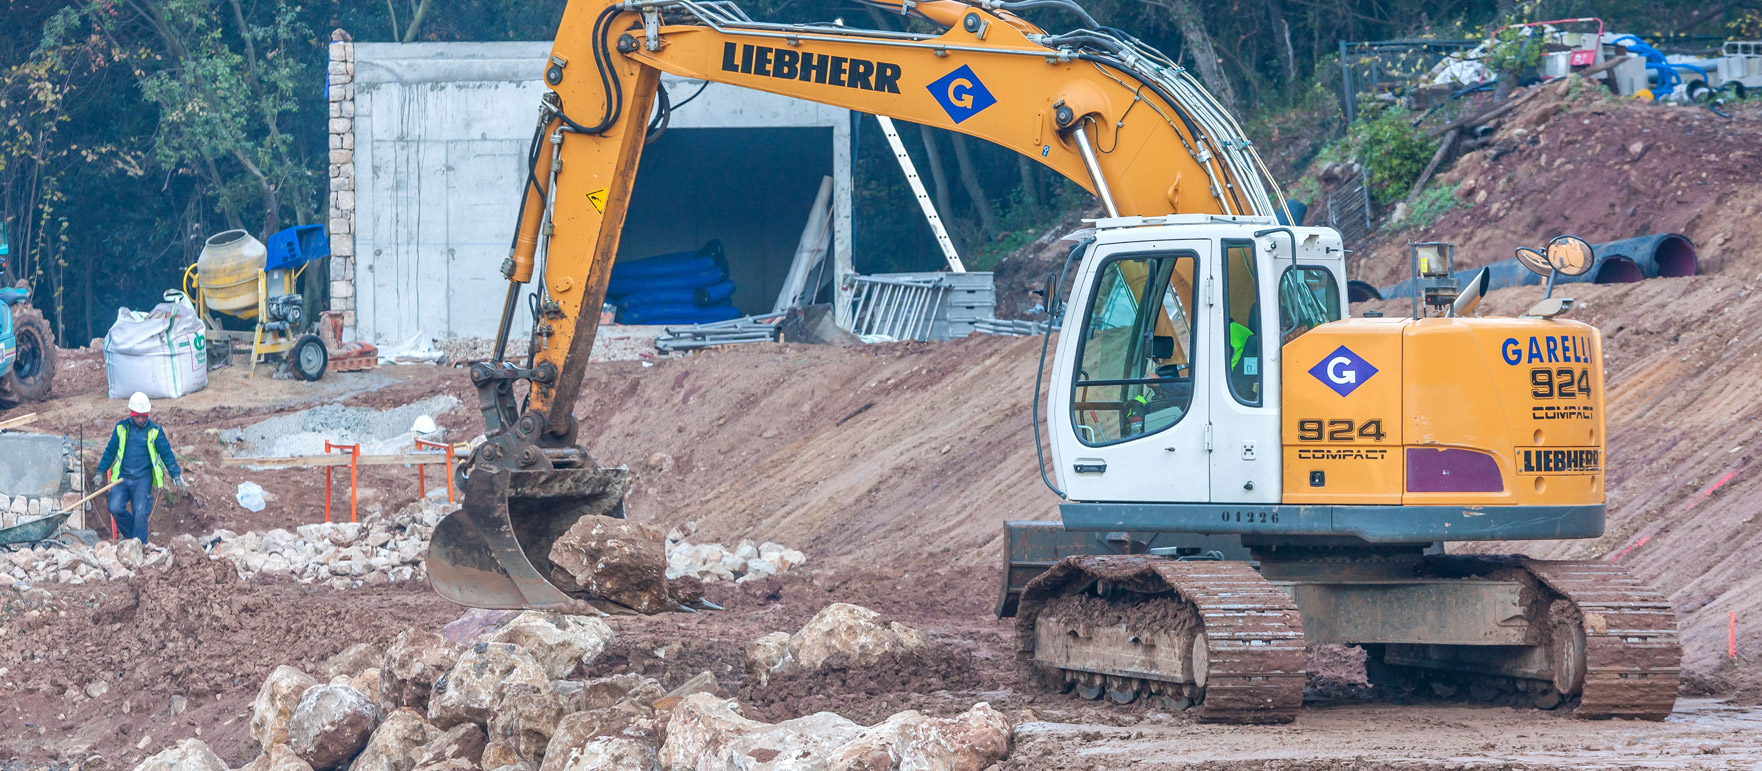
[381,629,464,711]
[487,682,569,761]
[749,603,927,683]
[657,694,765,771]
[323,642,383,680]
[825,711,926,771]
[132,738,227,771]
[791,604,925,672]
[351,708,438,771]
[288,685,383,770]
[546,519,671,614]
[413,723,489,768]
[722,712,864,770]
[251,666,319,750]
[896,703,1011,771]
[484,612,616,679]
[429,642,549,728]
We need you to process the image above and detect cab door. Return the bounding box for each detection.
[1049,239,1212,503]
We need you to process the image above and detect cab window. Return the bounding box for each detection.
[1277,266,1341,344]
[1223,241,1261,406]
[1071,253,1198,446]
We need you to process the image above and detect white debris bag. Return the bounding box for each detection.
[235,481,267,512]
[104,291,208,399]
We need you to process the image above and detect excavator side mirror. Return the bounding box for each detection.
[1151,335,1176,360]
[1545,235,1594,277]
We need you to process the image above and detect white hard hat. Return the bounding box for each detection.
[128,392,152,415]
[411,415,438,434]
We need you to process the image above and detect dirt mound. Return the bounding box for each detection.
[0,549,458,765]
[739,645,987,724]
[1355,90,1762,287]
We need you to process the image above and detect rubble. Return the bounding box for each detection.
[132,738,228,771]
[484,611,616,679]
[746,602,927,684]
[655,693,1011,771]
[380,628,464,711]
[427,642,549,728]
[252,665,320,750]
[0,494,69,529]
[206,498,454,588]
[288,684,383,770]
[220,604,1013,771]
[487,682,570,761]
[349,708,438,771]
[664,536,806,584]
[1,537,166,586]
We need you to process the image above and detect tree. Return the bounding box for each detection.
[49,0,319,237]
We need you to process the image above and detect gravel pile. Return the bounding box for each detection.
[665,537,806,584]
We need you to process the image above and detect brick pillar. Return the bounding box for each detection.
[327,29,358,340]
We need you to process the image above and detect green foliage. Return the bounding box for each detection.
[1348,106,1433,204]
[1402,183,1461,230]
[1483,24,1544,80]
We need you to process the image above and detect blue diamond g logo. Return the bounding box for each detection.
[1308,345,1378,397]
[927,65,996,124]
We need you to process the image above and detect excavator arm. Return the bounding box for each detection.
[428,0,1291,613]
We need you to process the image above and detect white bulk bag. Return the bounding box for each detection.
[104,291,209,399]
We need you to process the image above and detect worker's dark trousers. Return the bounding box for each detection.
[106,475,155,543]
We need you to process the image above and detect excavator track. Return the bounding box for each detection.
[1371,557,1680,721]
[1524,559,1680,719]
[1016,555,1305,724]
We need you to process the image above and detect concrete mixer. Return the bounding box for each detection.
[182,226,375,379]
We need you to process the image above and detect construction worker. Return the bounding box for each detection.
[92,392,186,543]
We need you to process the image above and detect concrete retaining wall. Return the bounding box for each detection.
[329,38,852,345]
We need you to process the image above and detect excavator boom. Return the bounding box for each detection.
[429,0,1288,612]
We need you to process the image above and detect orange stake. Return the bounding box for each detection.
[324,441,363,523]
[414,437,457,503]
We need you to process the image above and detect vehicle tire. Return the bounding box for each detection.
[1686,80,1714,103]
[5,306,55,403]
[288,334,328,381]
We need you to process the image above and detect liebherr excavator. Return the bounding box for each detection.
[425,0,1682,724]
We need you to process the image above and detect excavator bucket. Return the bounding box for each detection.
[427,463,632,613]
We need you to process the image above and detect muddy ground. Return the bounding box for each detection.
[5,86,1762,769]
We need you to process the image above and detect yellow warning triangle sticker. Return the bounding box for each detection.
[586,188,609,214]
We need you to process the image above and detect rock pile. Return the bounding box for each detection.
[205,496,450,589]
[0,492,79,529]
[2,494,811,599]
[0,537,165,587]
[664,537,806,584]
[133,602,1011,771]
[745,603,927,686]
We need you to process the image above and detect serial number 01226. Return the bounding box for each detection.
[1221,510,1280,524]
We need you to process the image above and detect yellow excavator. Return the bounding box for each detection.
[424,0,1681,724]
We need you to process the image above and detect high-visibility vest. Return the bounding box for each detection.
[109,424,168,488]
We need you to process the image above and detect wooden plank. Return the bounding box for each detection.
[222,452,454,469]
[0,412,40,431]
[57,480,120,515]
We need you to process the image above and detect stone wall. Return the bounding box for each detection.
[327,30,358,339]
